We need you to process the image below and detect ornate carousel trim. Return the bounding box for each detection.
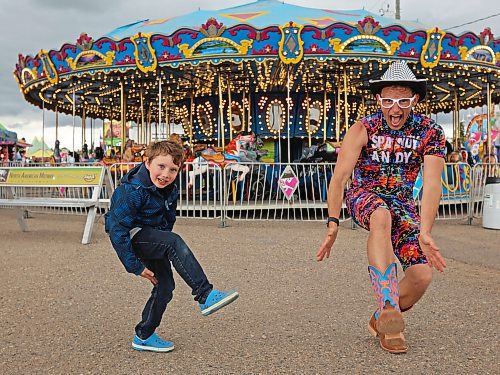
[459,45,496,65]
[178,37,253,58]
[130,33,158,73]
[66,50,115,71]
[20,68,37,85]
[278,22,304,64]
[38,50,59,84]
[420,27,446,68]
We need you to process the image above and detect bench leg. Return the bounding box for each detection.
[17,208,28,232]
[82,206,97,245]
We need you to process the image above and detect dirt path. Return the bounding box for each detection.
[0,209,498,374]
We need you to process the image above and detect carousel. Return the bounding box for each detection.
[13,0,500,163]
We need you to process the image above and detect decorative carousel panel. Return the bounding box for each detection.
[250,26,281,56]
[226,100,245,133]
[253,94,289,137]
[278,22,304,64]
[421,28,446,68]
[180,37,253,58]
[21,68,37,85]
[39,50,58,84]
[150,35,182,62]
[131,33,158,73]
[195,100,216,137]
[342,36,399,55]
[462,46,496,65]
[172,104,190,135]
[66,50,114,71]
[294,93,336,139]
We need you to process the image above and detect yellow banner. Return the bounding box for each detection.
[0,167,103,186]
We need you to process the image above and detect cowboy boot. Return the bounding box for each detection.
[367,310,407,354]
[368,263,407,353]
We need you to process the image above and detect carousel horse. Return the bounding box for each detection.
[187,132,267,188]
[225,131,267,162]
[296,141,338,163]
[187,146,250,188]
[122,140,146,162]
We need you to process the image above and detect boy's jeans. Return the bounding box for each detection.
[131,227,213,339]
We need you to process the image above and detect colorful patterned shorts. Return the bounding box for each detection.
[345,188,427,270]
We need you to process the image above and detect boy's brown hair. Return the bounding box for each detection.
[145,140,184,167]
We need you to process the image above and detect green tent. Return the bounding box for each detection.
[26,136,53,157]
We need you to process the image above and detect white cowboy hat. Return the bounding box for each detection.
[369,61,427,101]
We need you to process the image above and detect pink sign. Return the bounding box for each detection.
[279,165,299,200]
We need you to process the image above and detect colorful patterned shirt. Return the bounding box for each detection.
[350,111,446,201]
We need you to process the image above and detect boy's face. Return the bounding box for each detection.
[145,154,180,189]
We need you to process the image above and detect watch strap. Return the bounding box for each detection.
[326,217,340,226]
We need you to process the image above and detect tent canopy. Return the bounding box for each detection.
[0,123,17,145]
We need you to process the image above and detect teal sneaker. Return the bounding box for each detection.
[132,333,174,352]
[199,289,239,316]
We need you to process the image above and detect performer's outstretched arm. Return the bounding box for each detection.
[419,154,446,272]
[316,121,367,261]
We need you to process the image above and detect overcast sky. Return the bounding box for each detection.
[0,0,498,149]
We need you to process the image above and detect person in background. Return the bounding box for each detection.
[446,151,463,188]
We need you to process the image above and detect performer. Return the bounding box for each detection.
[105,140,239,352]
[317,61,447,353]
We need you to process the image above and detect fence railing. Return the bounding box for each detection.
[2,161,498,225]
[470,163,500,223]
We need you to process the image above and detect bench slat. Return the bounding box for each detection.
[0,198,97,208]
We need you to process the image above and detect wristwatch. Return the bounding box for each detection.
[326,217,340,226]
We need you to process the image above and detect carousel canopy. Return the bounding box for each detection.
[13,0,500,142]
[106,0,427,40]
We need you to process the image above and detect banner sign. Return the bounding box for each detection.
[279,165,299,200]
[0,167,103,186]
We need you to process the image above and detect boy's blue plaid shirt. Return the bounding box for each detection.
[105,163,178,275]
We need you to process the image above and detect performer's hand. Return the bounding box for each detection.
[140,267,158,285]
[418,232,446,272]
[316,225,339,261]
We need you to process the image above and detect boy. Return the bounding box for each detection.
[105,140,239,352]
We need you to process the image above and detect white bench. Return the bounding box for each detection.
[0,166,108,244]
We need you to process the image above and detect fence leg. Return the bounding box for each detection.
[17,208,28,232]
[350,217,357,230]
[82,206,97,244]
[219,167,226,228]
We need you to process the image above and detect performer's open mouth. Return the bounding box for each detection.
[390,114,403,126]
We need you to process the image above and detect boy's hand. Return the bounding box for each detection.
[140,268,158,285]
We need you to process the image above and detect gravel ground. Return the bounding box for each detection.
[0,209,498,375]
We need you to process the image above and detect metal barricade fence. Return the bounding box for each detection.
[413,162,473,221]
[107,162,344,225]
[108,162,225,225]
[470,163,500,223]
[221,162,349,223]
[3,161,498,225]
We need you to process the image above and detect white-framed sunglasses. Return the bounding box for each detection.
[377,95,416,109]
